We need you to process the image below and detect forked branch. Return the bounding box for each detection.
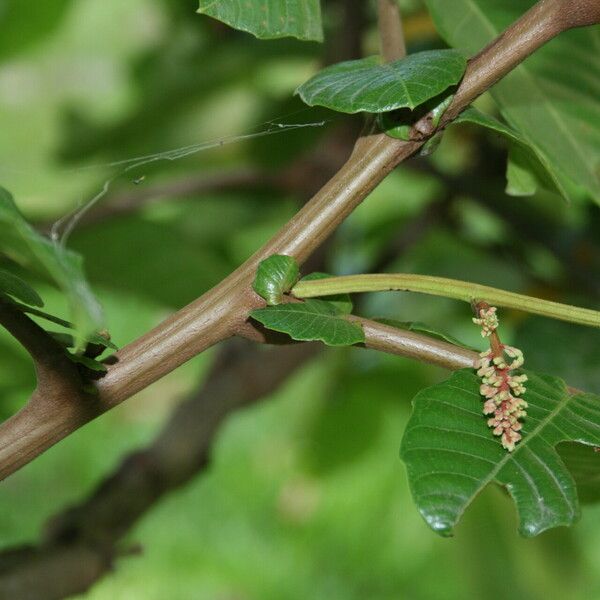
[0,0,598,481]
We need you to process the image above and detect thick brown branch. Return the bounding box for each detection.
[0,544,113,600]
[0,341,320,599]
[0,324,476,597]
[377,0,407,61]
[1,0,597,480]
[0,301,96,478]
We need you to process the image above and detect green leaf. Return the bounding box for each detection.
[506,145,539,196]
[47,330,117,352]
[296,50,467,114]
[6,301,117,350]
[0,269,44,307]
[378,93,454,142]
[11,302,72,329]
[250,299,364,346]
[425,0,600,203]
[300,272,353,314]
[0,187,103,346]
[454,108,566,199]
[48,331,77,348]
[375,318,474,349]
[401,369,600,537]
[197,0,323,42]
[253,254,300,305]
[67,353,107,373]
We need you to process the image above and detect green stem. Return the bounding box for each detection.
[292,274,600,328]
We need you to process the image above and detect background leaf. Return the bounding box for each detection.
[0,187,103,345]
[0,0,74,60]
[454,108,567,200]
[425,0,600,204]
[296,50,467,113]
[515,318,600,395]
[250,299,364,346]
[253,254,299,305]
[401,369,600,537]
[558,442,600,504]
[197,0,323,42]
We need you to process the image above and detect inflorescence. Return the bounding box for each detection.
[473,305,528,452]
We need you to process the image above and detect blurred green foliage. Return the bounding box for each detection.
[0,0,599,598]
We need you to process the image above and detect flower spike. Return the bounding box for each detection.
[473,302,527,452]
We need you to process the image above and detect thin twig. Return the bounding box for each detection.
[292,274,600,328]
[359,317,477,370]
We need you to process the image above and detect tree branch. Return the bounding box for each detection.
[377,0,407,62]
[0,341,321,599]
[0,323,477,598]
[359,317,477,370]
[0,298,76,388]
[1,0,598,480]
[292,274,600,328]
[438,0,600,130]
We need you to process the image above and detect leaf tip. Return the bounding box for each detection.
[424,513,455,537]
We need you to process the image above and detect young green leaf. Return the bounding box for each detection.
[0,187,103,346]
[375,318,474,350]
[253,254,300,306]
[67,353,107,373]
[5,300,117,352]
[250,299,364,346]
[300,272,353,314]
[48,331,77,348]
[197,0,323,42]
[0,269,43,307]
[296,50,467,114]
[425,0,600,204]
[46,329,117,352]
[401,369,600,537]
[454,108,567,200]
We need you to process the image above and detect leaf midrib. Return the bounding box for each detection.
[454,374,572,524]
